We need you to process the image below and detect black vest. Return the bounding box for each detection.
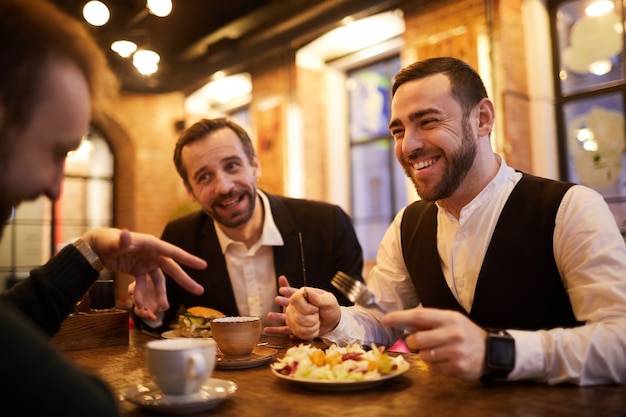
[401,173,583,330]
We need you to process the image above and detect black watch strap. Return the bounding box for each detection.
[481,328,515,383]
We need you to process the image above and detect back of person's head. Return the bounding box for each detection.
[0,0,118,155]
[173,118,256,186]
[392,57,488,118]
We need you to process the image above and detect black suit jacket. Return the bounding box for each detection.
[135,192,364,333]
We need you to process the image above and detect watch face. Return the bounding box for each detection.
[489,336,515,368]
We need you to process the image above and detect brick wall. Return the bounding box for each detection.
[489,0,532,172]
[250,49,295,195]
[402,0,484,67]
[99,91,190,237]
[296,65,328,201]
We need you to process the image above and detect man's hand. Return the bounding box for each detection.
[128,280,161,321]
[382,307,488,380]
[264,275,295,335]
[284,287,341,340]
[81,228,206,320]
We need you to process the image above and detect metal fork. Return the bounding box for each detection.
[331,271,387,313]
[332,271,412,344]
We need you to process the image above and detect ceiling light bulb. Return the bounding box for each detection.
[83,1,110,26]
[111,40,138,58]
[133,49,160,75]
[147,0,172,17]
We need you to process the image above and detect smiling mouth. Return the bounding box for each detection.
[411,156,439,171]
[217,194,244,208]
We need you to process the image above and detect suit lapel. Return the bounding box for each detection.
[266,194,302,286]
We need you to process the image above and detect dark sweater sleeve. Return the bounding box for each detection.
[0,245,122,416]
[0,244,99,336]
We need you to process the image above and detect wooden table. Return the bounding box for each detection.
[66,330,626,417]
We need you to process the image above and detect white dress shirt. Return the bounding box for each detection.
[214,190,284,326]
[325,156,626,385]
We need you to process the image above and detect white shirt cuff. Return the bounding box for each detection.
[507,329,545,381]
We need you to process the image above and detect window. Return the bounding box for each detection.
[0,127,114,289]
[56,127,114,245]
[550,0,626,238]
[347,56,408,260]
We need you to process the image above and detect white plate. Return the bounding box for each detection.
[123,378,237,414]
[216,346,278,369]
[272,360,410,391]
[161,329,184,339]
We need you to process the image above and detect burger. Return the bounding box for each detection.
[177,306,225,338]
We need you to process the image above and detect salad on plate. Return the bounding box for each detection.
[271,343,409,382]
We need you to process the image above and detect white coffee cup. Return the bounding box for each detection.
[145,338,216,396]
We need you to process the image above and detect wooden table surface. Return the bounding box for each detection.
[65,330,626,417]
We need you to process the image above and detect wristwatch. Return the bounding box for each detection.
[73,238,105,273]
[481,328,515,382]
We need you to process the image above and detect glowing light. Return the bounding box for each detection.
[204,74,252,104]
[147,0,172,17]
[585,0,614,16]
[133,50,160,75]
[83,1,110,26]
[299,10,405,63]
[583,140,599,151]
[588,59,612,75]
[185,73,252,114]
[111,40,138,58]
[576,128,595,142]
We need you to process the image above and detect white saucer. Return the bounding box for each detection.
[123,378,237,414]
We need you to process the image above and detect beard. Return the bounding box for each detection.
[204,187,257,229]
[402,117,477,202]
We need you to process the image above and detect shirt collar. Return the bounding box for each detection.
[436,154,517,222]
[214,189,284,254]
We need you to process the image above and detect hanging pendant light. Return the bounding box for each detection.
[111,40,138,58]
[147,0,172,17]
[133,49,160,75]
[83,0,110,26]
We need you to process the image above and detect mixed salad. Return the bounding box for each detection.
[271,343,409,381]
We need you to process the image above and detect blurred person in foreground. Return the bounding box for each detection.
[0,1,208,415]
[131,117,364,335]
[283,57,626,386]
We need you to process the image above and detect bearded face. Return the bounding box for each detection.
[203,186,257,228]
[400,115,477,202]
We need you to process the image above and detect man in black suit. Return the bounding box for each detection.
[133,117,363,334]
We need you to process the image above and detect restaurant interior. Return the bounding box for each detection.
[1,0,626,305]
[2,1,626,415]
